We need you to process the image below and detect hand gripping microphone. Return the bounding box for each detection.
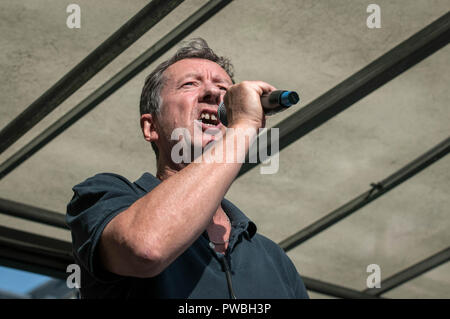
[217,90,300,126]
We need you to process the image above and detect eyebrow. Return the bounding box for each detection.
[176,72,232,86]
[176,73,200,85]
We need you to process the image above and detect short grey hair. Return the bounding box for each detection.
[139,38,235,158]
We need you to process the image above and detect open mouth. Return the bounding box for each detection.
[197,109,221,128]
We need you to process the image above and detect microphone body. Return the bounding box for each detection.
[218,90,299,126]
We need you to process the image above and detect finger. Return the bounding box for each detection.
[250,81,277,95]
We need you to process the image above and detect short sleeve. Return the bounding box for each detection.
[66,173,141,282]
[279,248,309,299]
[292,267,309,299]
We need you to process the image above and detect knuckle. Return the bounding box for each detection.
[239,81,251,88]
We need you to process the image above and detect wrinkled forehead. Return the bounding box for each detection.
[163,58,232,85]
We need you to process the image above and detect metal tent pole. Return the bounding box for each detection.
[0,0,233,180]
[363,247,450,296]
[237,12,450,177]
[0,197,68,229]
[302,276,382,299]
[0,225,73,279]
[279,136,450,252]
[0,0,184,155]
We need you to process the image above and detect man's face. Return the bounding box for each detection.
[154,58,233,162]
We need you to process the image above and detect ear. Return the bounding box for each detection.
[140,114,159,143]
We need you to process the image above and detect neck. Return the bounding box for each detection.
[156,166,178,181]
[155,152,185,181]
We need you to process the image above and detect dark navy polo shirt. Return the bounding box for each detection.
[66,172,309,299]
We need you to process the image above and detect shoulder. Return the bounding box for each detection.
[252,233,309,298]
[72,172,137,194]
[252,233,288,258]
[66,172,142,221]
[252,233,300,279]
[65,173,144,283]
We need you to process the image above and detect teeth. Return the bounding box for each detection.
[199,111,218,125]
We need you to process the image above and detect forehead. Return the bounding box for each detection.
[163,58,232,84]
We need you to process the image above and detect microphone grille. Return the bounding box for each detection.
[218,102,228,126]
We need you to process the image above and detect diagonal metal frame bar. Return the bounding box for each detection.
[0,225,379,299]
[0,197,68,229]
[278,136,450,252]
[237,12,450,177]
[2,10,447,181]
[0,0,184,155]
[0,225,73,279]
[0,0,233,180]
[0,5,447,299]
[363,247,450,296]
[302,276,382,299]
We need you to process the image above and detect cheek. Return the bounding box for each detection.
[159,100,179,126]
[157,91,199,139]
[157,109,187,142]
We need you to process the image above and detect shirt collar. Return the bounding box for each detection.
[220,198,257,238]
[134,172,257,239]
[134,172,161,191]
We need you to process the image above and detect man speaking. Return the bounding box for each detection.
[66,38,309,299]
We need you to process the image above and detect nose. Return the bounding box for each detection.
[200,83,222,106]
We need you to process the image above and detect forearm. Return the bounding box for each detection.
[110,124,257,275]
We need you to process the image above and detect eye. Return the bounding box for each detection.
[183,82,195,87]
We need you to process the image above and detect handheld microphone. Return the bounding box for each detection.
[218,90,300,126]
